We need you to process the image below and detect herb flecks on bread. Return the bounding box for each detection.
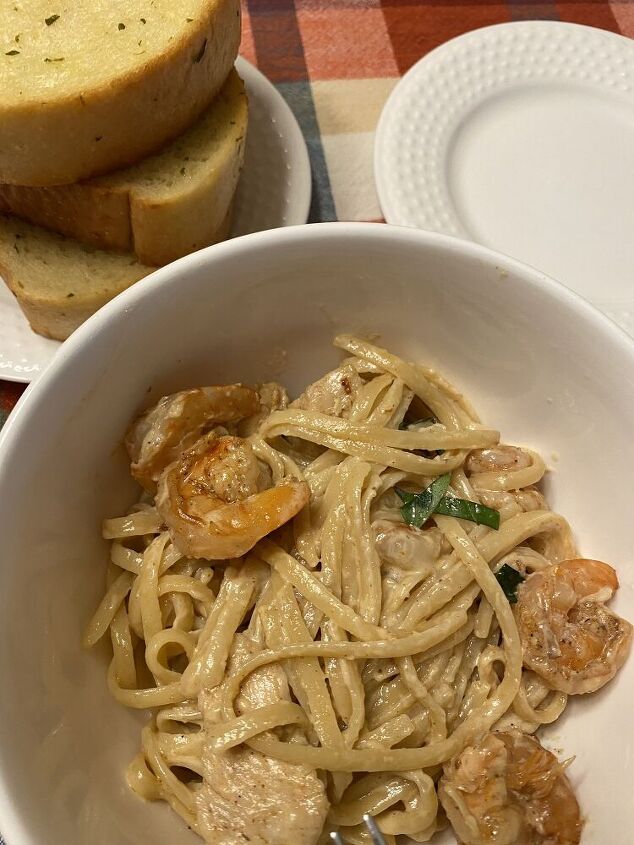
[0,0,241,185]
[0,70,247,265]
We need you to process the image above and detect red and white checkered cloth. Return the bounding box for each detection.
[1,0,632,425]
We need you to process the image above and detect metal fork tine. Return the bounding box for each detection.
[329,814,386,845]
[363,813,387,845]
[363,814,387,845]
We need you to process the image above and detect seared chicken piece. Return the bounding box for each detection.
[196,635,329,845]
[290,363,362,418]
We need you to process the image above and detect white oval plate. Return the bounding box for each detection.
[375,21,634,336]
[0,56,311,384]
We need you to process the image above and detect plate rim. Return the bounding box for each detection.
[0,55,311,385]
[374,19,634,226]
[234,55,312,231]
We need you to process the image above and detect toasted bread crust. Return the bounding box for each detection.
[0,70,247,265]
[0,182,132,252]
[0,208,233,340]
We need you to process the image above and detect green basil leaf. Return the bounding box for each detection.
[398,478,500,531]
[495,564,525,603]
[395,486,414,504]
[400,498,427,527]
[399,474,451,528]
[434,496,500,529]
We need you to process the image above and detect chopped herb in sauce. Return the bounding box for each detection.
[44,56,64,62]
[45,14,60,25]
[435,497,500,529]
[397,475,500,530]
[5,49,20,56]
[140,17,146,23]
[396,474,451,528]
[118,22,125,30]
[495,564,525,603]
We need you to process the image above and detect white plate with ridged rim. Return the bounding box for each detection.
[375,21,634,337]
[0,55,311,384]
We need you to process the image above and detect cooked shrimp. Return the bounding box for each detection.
[290,363,363,418]
[373,520,443,572]
[515,558,632,694]
[156,432,309,560]
[479,487,547,516]
[439,730,583,845]
[238,382,289,437]
[126,385,260,491]
[465,445,532,475]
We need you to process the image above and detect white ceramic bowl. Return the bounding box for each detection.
[0,223,632,845]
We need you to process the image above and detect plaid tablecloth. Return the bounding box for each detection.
[1,0,632,431]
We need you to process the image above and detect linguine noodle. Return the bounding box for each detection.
[85,335,628,845]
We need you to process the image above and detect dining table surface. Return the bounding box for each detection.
[0,0,632,431]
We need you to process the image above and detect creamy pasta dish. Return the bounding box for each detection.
[85,335,632,845]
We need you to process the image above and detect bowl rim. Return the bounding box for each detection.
[3,222,633,459]
[0,220,633,845]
